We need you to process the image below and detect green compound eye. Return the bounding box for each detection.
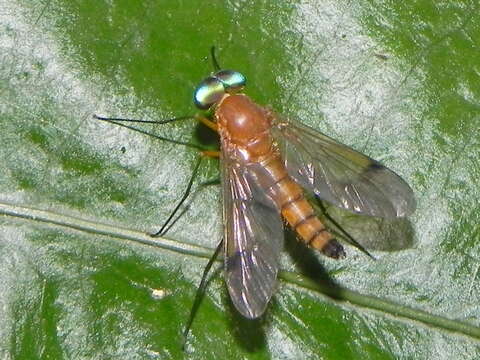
[215,70,246,93]
[193,77,225,110]
[193,70,247,110]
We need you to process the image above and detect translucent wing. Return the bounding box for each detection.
[221,150,284,319]
[272,118,416,218]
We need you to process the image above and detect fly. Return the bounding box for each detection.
[95,47,415,330]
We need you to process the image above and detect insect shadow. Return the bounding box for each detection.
[283,228,341,290]
[320,201,416,253]
[193,118,219,148]
[226,299,267,352]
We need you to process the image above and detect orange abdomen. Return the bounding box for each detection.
[259,155,335,253]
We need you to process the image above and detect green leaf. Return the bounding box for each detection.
[1,0,479,358]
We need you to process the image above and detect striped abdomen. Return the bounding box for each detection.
[259,154,344,258]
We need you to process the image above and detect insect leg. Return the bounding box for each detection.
[94,114,194,125]
[151,156,203,237]
[201,150,221,158]
[195,114,218,132]
[316,200,375,260]
[151,150,220,237]
[182,238,224,350]
[93,114,207,151]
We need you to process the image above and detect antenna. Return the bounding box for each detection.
[210,46,221,71]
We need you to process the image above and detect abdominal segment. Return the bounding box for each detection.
[256,154,346,259]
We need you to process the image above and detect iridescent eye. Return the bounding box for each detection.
[215,70,246,93]
[193,77,225,110]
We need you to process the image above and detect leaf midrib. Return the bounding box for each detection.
[1,200,479,341]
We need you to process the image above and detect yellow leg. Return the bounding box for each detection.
[195,114,218,132]
[201,150,220,158]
